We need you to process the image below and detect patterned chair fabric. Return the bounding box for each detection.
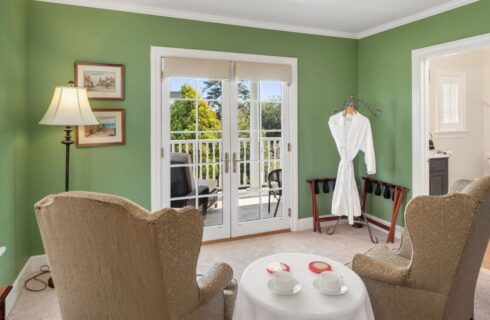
[352,177,490,320]
[35,192,236,320]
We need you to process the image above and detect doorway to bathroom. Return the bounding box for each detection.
[412,33,490,197]
[412,34,490,271]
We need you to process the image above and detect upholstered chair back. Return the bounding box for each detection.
[35,192,203,320]
[405,177,490,318]
[445,177,490,318]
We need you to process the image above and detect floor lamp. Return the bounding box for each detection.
[39,81,98,289]
[39,81,99,191]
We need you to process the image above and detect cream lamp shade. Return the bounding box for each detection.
[39,86,99,126]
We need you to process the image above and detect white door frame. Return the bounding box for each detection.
[412,33,490,197]
[150,46,299,233]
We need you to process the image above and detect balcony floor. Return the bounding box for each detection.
[203,190,282,227]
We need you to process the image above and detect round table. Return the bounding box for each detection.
[232,253,375,320]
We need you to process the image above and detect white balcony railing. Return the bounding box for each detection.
[170,137,282,188]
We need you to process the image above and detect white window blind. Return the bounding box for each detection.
[436,72,466,133]
[163,57,231,79]
[442,83,459,124]
[234,62,292,82]
[163,57,292,83]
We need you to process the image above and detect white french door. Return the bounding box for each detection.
[230,80,291,237]
[152,49,296,242]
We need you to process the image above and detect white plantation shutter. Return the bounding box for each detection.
[442,83,459,124]
[437,72,466,133]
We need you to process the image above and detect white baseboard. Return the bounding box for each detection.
[5,254,48,316]
[297,213,404,240]
[364,213,404,240]
[297,215,339,231]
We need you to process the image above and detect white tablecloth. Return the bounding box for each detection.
[233,253,375,320]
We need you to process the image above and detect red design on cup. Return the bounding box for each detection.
[309,261,332,274]
[266,262,290,274]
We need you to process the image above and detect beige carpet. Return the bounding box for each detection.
[7,225,490,319]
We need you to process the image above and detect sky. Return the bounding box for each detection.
[170,78,282,101]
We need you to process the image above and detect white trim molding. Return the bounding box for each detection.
[36,0,479,40]
[358,0,479,38]
[412,32,490,197]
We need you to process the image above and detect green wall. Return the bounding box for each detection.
[358,0,490,223]
[2,0,490,283]
[27,2,358,254]
[0,0,30,283]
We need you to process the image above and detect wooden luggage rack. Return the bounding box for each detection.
[306,177,408,243]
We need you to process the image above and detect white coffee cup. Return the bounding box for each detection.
[319,271,343,293]
[273,270,295,293]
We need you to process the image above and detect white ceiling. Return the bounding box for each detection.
[39,0,478,38]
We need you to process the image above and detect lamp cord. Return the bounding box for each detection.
[24,265,51,292]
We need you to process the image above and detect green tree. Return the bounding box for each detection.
[261,101,281,137]
[171,84,222,180]
[171,84,221,140]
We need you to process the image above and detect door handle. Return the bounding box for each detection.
[224,152,230,173]
[233,152,238,173]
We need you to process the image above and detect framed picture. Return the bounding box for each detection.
[76,109,125,147]
[75,61,125,100]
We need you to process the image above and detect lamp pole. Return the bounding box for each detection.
[62,126,73,192]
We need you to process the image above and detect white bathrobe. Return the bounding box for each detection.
[328,111,376,224]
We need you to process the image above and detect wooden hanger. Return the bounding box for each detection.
[343,95,357,116]
[333,95,382,118]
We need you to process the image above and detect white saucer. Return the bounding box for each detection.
[267,279,302,296]
[313,278,348,296]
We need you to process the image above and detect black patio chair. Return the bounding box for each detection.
[170,153,217,215]
[268,169,282,217]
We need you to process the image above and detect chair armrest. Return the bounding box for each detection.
[352,253,409,286]
[197,262,234,305]
[395,229,412,259]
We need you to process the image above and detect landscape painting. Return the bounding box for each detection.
[83,71,116,93]
[84,116,117,138]
[75,62,125,100]
[76,109,125,147]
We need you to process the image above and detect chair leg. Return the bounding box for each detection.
[273,195,282,217]
[268,192,271,213]
[202,197,209,216]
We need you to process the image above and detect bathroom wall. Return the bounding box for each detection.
[484,49,490,176]
[429,49,488,186]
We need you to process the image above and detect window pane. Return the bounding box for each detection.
[261,102,282,130]
[198,79,222,100]
[203,195,223,227]
[238,101,251,131]
[171,100,197,132]
[170,78,197,98]
[260,81,282,101]
[237,80,251,101]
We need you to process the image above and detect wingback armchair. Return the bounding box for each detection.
[352,177,490,320]
[35,192,237,320]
